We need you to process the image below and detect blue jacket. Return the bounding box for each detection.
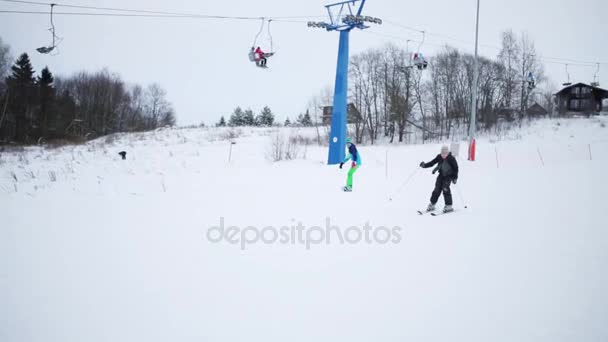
[343,144,362,165]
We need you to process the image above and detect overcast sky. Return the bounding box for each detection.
[1,0,607,125]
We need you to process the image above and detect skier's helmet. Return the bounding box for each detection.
[346,137,353,144]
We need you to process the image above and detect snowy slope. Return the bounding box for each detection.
[1,118,608,342]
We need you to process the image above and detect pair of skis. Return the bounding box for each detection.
[417,209,455,216]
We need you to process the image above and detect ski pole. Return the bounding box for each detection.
[388,167,420,201]
[454,183,468,209]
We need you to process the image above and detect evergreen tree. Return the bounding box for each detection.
[257,106,275,126]
[37,66,55,139]
[1,58,179,143]
[6,53,35,141]
[297,109,313,127]
[217,116,226,127]
[229,107,244,126]
[55,89,76,136]
[242,108,255,126]
[284,117,291,127]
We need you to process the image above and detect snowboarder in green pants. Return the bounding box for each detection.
[339,137,362,192]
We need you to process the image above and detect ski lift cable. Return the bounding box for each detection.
[382,17,608,66]
[382,19,423,34]
[363,30,441,49]
[0,10,311,23]
[372,26,608,67]
[0,0,323,20]
[2,1,607,67]
[384,19,477,47]
[538,55,607,66]
[371,24,604,67]
[384,19,486,48]
[541,59,597,67]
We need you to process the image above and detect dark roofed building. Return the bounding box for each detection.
[495,107,517,121]
[526,103,548,117]
[322,103,362,125]
[555,83,608,116]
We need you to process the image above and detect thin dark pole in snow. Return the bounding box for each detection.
[537,147,545,167]
[588,143,593,161]
[385,149,388,180]
[228,141,235,162]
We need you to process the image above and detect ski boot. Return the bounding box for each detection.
[426,203,436,212]
[443,205,454,213]
[343,186,352,192]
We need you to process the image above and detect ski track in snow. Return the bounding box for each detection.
[1,118,608,341]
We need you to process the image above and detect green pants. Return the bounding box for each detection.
[346,165,359,188]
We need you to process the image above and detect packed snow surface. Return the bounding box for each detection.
[2,118,608,341]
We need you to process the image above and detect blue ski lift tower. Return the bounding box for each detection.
[308,0,382,164]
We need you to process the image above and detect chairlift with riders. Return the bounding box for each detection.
[411,31,428,70]
[248,18,275,68]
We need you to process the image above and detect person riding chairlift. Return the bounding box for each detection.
[413,52,428,70]
[254,46,267,67]
[527,72,536,90]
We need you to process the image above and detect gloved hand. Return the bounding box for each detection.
[452,178,457,185]
[352,162,357,168]
[419,162,425,168]
[339,162,344,169]
[432,168,438,174]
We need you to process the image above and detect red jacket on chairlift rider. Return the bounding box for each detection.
[413,52,425,63]
[255,47,265,61]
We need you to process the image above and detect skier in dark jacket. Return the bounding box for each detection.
[420,145,459,213]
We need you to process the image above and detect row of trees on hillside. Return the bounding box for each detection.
[0,38,176,144]
[218,106,275,127]
[310,30,551,144]
[216,106,314,127]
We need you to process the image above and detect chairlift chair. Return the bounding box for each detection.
[37,4,61,55]
[248,18,276,68]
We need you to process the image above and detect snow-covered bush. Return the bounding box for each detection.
[267,131,302,162]
[267,132,284,162]
[222,128,243,141]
